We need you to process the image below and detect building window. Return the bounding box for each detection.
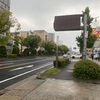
[45,35,47,41]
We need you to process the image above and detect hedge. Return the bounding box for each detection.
[53,58,69,68]
[7,54,17,58]
[0,46,7,57]
[73,60,100,79]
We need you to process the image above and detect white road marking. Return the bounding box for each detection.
[10,65,33,71]
[0,62,52,84]
[0,59,52,70]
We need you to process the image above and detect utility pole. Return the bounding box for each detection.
[56,36,59,67]
[83,14,87,60]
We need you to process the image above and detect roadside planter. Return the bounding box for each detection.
[37,58,70,79]
[53,58,70,68]
[73,60,100,80]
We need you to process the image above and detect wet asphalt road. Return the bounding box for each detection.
[0,56,55,90]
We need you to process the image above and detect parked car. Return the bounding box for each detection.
[63,54,68,58]
[63,53,71,58]
[71,53,82,59]
[94,52,100,60]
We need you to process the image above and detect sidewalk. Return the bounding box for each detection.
[0,59,100,100]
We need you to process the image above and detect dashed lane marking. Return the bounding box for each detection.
[10,65,34,71]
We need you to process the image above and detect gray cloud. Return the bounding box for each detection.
[11,0,100,47]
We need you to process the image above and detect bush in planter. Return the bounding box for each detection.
[38,50,45,55]
[73,60,100,79]
[0,46,7,57]
[23,48,30,56]
[12,45,19,55]
[53,58,69,68]
[7,54,17,58]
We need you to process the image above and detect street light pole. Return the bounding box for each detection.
[83,14,87,60]
[56,36,59,67]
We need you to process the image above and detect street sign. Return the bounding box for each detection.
[54,14,81,31]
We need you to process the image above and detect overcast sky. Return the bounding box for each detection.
[10,0,100,48]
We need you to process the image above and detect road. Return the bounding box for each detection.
[0,56,55,90]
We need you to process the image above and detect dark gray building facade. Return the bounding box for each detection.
[0,0,10,10]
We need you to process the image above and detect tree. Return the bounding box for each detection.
[23,35,41,55]
[13,34,24,54]
[58,45,69,55]
[0,9,21,46]
[76,7,97,52]
[0,35,9,46]
[40,41,56,55]
[12,45,19,55]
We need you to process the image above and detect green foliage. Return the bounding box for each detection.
[53,58,69,68]
[0,9,12,34]
[12,34,24,54]
[76,7,97,52]
[12,45,19,55]
[30,49,36,55]
[40,41,56,55]
[0,9,21,46]
[23,48,30,56]
[7,54,17,58]
[37,68,60,79]
[73,60,100,79]
[23,35,41,54]
[0,46,7,57]
[58,45,69,55]
[0,35,9,46]
[44,68,60,74]
[0,9,20,34]
[38,50,45,55]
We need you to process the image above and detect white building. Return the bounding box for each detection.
[48,33,55,42]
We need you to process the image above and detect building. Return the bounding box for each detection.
[14,30,49,52]
[0,0,10,10]
[16,31,31,38]
[17,30,48,41]
[33,30,48,41]
[93,38,100,53]
[48,33,55,42]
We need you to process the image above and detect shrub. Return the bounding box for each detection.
[7,54,17,58]
[38,50,45,55]
[73,60,100,79]
[12,45,19,55]
[0,46,7,57]
[23,48,30,56]
[53,58,69,68]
